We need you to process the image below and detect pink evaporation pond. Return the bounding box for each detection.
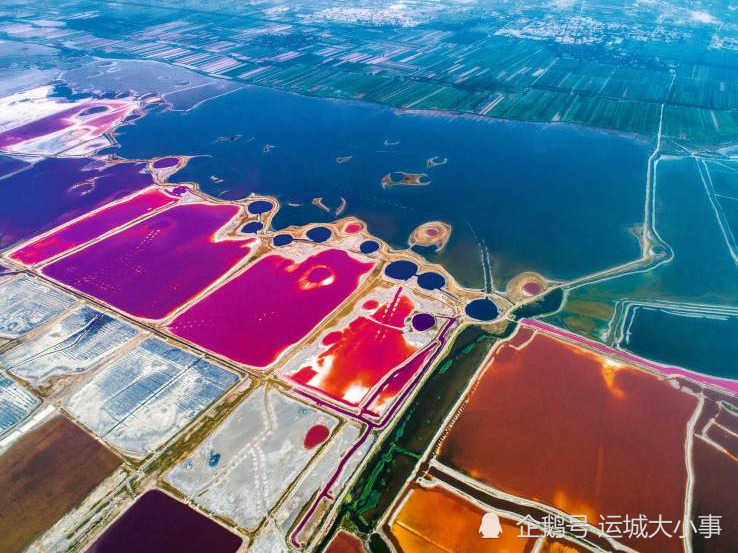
[286,289,435,409]
[424,227,440,237]
[344,222,363,234]
[304,424,330,449]
[11,187,177,266]
[42,203,254,320]
[362,299,380,310]
[168,249,375,367]
[523,281,542,295]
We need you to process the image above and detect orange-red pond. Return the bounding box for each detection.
[284,288,435,410]
[11,186,180,265]
[388,484,535,553]
[42,202,254,320]
[691,438,738,552]
[168,248,374,367]
[325,531,366,553]
[366,345,435,417]
[438,326,698,553]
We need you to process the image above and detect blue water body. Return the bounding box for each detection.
[273,234,293,246]
[247,200,274,215]
[360,240,380,254]
[621,306,738,379]
[113,85,649,288]
[305,226,331,243]
[417,272,446,290]
[465,298,499,321]
[0,157,153,250]
[717,196,738,246]
[557,158,738,322]
[0,155,28,179]
[385,260,418,280]
[546,157,738,378]
[706,160,738,197]
[241,221,263,234]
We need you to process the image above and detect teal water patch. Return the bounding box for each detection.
[706,160,738,198]
[620,305,738,379]
[717,196,738,253]
[112,85,649,289]
[547,156,738,356]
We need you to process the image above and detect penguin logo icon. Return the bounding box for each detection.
[479,512,502,538]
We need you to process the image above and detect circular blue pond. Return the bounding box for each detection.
[306,226,332,243]
[241,221,263,234]
[273,234,294,246]
[384,260,418,280]
[360,240,380,254]
[79,105,109,117]
[247,200,274,215]
[417,272,445,290]
[465,298,499,321]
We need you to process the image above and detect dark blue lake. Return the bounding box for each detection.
[114,84,650,289]
[621,306,738,380]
